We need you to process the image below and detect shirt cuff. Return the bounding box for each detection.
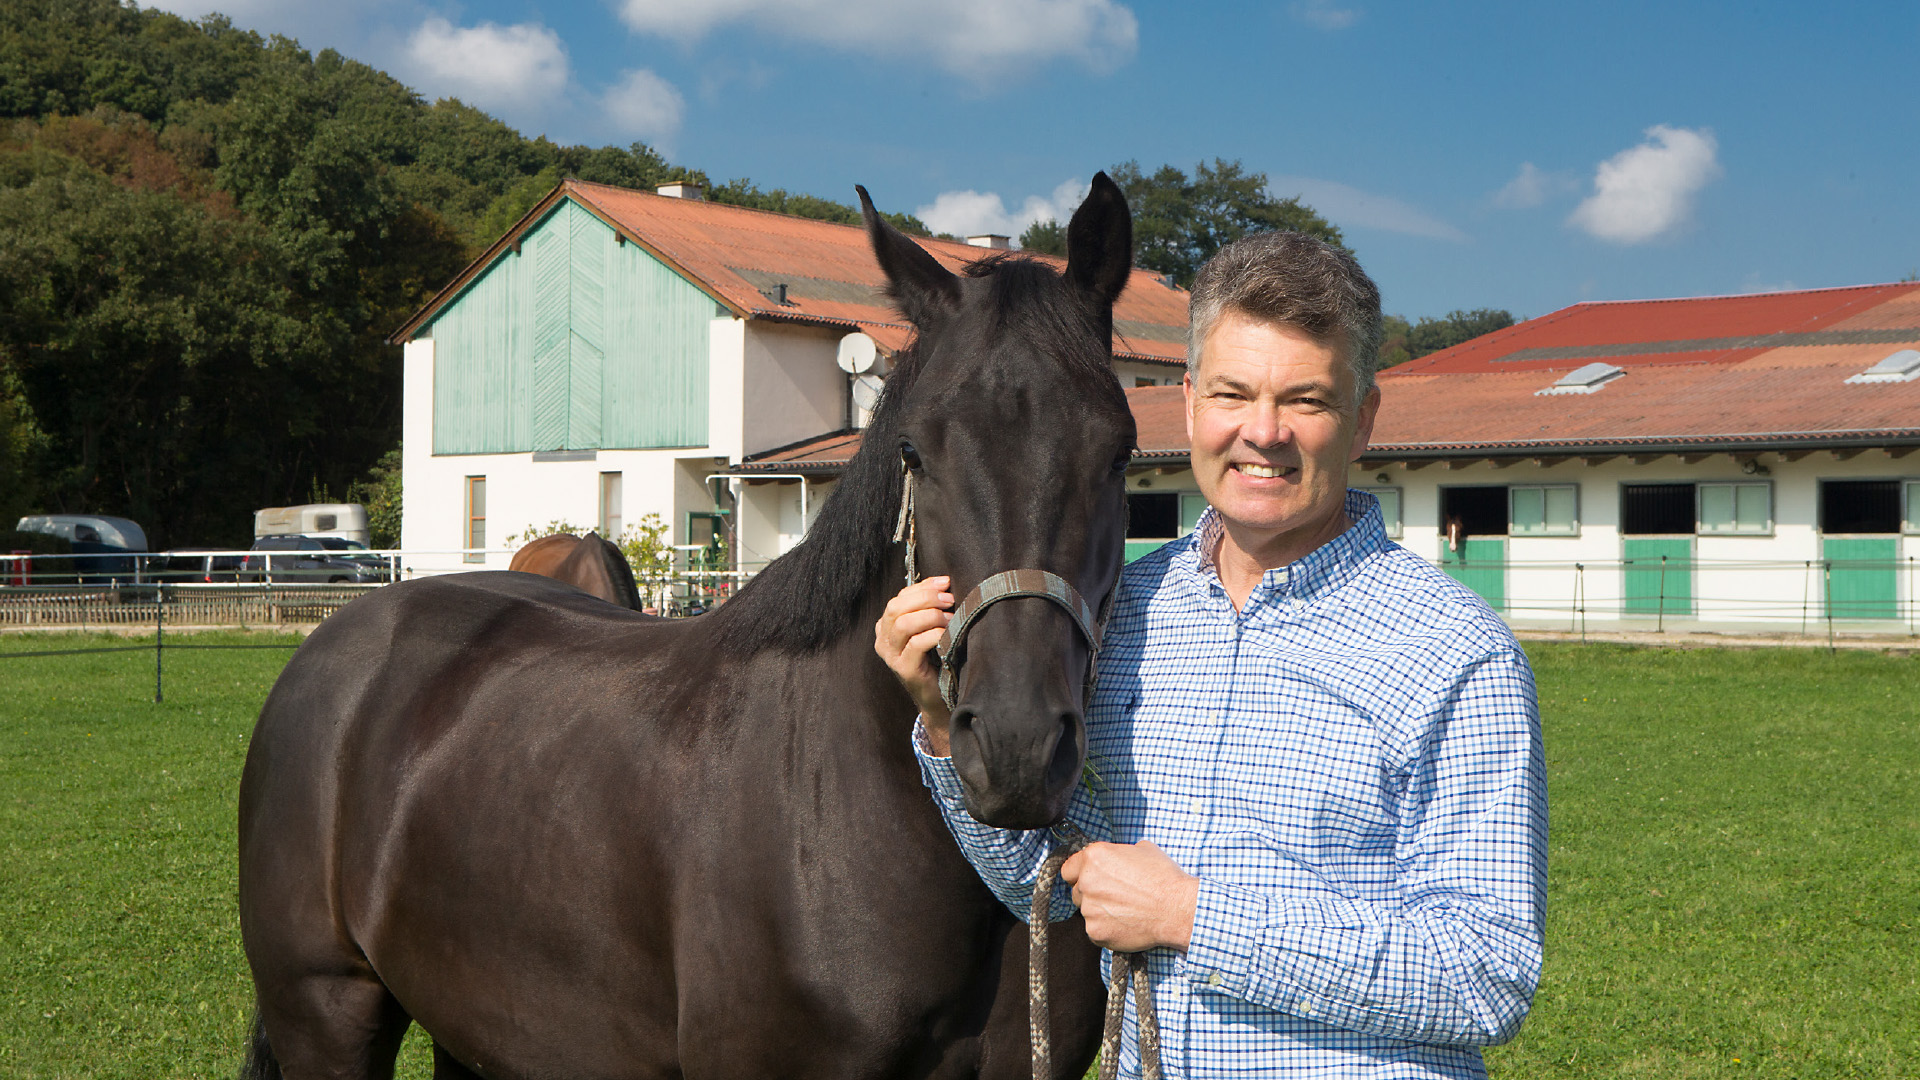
[912,716,969,802]
[1182,878,1269,997]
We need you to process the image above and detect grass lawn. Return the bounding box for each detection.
[1,636,1914,1078]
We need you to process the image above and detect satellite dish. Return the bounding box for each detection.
[851,373,885,412]
[836,332,878,374]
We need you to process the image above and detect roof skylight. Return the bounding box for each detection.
[1844,349,1920,384]
[1535,362,1626,396]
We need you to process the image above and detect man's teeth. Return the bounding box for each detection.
[1237,463,1287,478]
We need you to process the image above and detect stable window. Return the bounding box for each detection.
[1510,485,1578,536]
[1906,481,1920,534]
[1820,479,1900,534]
[1698,482,1771,535]
[1127,492,1180,540]
[465,476,487,562]
[1622,483,1695,535]
[1360,487,1403,538]
[1440,486,1509,536]
[600,471,623,539]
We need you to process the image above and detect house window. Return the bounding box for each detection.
[1127,492,1179,540]
[1360,487,1403,538]
[600,471,623,539]
[1820,479,1900,534]
[465,476,487,562]
[1906,481,1920,534]
[1622,483,1695,535]
[1698,482,1771,534]
[1509,485,1578,536]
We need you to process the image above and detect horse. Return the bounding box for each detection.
[237,174,1139,1080]
[508,531,644,611]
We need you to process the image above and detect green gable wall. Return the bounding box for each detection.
[431,199,712,454]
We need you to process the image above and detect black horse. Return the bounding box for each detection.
[237,176,1138,1079]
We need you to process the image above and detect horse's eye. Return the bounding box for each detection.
[901,442,922,471]
[1111,449,1134,475]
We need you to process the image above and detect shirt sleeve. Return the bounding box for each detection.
[912,718,1114,923]
[1179,647,1548,1047]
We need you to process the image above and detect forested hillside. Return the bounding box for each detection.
[0,0,925,547]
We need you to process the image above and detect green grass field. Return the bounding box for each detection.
[1,635,1915,1078]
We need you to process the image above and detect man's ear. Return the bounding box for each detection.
[1065,171,1133,308]
[1349,385,1383,460]
[858,185,960,328]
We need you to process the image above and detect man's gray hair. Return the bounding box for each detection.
[1185,231,1384,405]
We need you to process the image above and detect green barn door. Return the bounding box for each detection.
[1442,538,1506,611]
[1824,537,1897,619]
[1623,538,1692,617]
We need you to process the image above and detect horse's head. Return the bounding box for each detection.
[862,175,1136,830]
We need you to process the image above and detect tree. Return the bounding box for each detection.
[1110,159,1345,288]
[1017,219,1066,256]
[1379,309,1517,368]
[706,177,933,236]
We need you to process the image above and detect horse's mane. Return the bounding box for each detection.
[708,256,1126,656]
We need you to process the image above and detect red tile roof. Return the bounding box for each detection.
[1371,283,1920,455]
[393,179,1191,364]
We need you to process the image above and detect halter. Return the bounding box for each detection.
[892,462,1110,710]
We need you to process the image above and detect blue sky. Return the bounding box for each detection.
[147,0,1918,321]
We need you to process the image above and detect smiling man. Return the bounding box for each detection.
[878,231,1547,1078]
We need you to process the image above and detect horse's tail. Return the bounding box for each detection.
[238,1009,283,1080]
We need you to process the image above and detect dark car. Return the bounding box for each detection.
[241,536,392,584]
[155,549,244,583]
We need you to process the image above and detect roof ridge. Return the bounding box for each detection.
[1563,281,1919,307]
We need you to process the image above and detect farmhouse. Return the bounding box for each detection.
[390,179,1190,579]
[746,282,1920,633]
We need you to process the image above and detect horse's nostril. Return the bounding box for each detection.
[1043,712,1081,792]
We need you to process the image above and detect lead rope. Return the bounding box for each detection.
[1030,834,1161,1080]
[892,466,918,587]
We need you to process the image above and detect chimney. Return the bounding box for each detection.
[656,182,704,201]
[965,234,1012,249]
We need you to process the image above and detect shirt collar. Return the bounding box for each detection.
[1183,489,1388,604]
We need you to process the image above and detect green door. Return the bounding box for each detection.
[1441,538,1506,611]
[1623,538,1692,617]
[1824,537,1898,620]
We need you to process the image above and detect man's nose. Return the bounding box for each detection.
[1243,405,1292,448]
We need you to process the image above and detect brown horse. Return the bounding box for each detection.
[237,176,1137,1079]
[508,531,644,610]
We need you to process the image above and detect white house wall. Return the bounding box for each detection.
[741,323,849,458]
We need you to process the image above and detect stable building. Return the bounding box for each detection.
[745,281,1920,634]
[390,179,1191,575]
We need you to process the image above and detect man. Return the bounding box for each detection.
[877,231,1547,1078]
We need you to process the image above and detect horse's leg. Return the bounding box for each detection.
[430,1041,485,1080]
[256,972,410,1080]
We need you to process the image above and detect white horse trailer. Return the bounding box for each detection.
[254,503,369,546]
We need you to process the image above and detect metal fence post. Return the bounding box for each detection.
[1575,563,1586,643]
[1823,560,1835,655]
[153,584,164,704]
[1657,554,1668,634]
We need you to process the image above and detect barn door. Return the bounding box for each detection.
[1441,538,1506,611]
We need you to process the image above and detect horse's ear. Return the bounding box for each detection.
[1065,171,1133,307]
[858,185,960,327]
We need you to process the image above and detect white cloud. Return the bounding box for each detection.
[1568,125,1722,244]
[600,69,685,141]
[1737,275,1799,295]
[404,17,570,114]
[915,178,1088,242]
[1270,176,1468,242]
[613,0,1137,77]
[1289,0,1360,30]
[1492,162,1578,209]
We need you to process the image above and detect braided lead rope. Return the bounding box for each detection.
[892,465,918,587]
[1030,835,1160,1080]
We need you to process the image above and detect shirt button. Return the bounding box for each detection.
[1207,973,1223,987]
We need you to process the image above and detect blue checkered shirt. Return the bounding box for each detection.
[915,491,1547,1078]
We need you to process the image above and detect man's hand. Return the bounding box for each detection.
[874,576,955,753]
[1060,840,1199,953]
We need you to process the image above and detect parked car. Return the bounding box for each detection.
[155,549,245,583]
[241,536,392,584]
